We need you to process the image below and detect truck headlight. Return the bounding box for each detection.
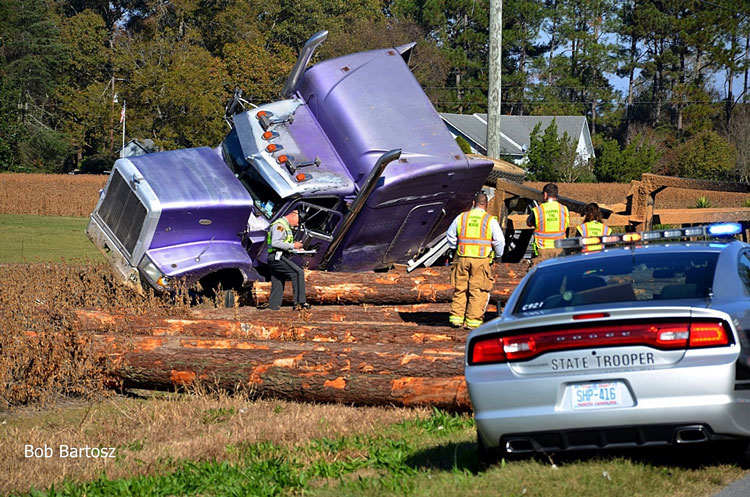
[139,257,170,289]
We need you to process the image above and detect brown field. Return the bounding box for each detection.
[2,173,749,218]
[0,173,106,217]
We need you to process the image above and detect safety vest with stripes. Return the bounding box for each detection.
[456,208,496,258]
[576,221,612,251]
[267,217,293,254]
[532,201,570,250]
[576,221,612,237]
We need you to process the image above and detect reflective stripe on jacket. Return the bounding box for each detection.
[533,201,569,250]
[267,217,293,254]
[457,208,496,258]
[576,221,612,237]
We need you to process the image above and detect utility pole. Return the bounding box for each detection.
[487,0,502,159]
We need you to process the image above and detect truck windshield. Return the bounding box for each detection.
[221,128,282,218]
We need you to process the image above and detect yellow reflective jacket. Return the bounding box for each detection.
[532,201,570,250]
[267,217,293,254]
[457,208,496,258]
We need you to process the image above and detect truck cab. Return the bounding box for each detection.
[86,32,493,296]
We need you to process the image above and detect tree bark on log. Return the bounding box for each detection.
[96,334,471,410]
[75,308,471,344]
[251,265,525,305]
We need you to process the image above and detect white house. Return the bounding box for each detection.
[440,113,595,165]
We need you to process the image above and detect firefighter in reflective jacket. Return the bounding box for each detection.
[446,193,505,330]
[526,183,570,263]
[576,202,612,251]
[265,209,310,311]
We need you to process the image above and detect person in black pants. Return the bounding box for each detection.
[266,209,310,311]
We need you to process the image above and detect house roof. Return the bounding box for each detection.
[440,113,591,157]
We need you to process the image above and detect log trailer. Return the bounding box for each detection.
[86,31,493,299]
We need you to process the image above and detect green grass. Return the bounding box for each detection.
[0,214,103,262]
[18,409,746,497]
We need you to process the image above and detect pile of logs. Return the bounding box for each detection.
[74,264,529,411]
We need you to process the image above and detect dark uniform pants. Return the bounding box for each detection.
[268,255,306,310]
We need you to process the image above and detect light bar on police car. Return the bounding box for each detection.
[555,222,744,250]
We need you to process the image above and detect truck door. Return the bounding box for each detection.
[257,198,344,269]
[382,202,445,265]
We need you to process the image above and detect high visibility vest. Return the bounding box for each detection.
[532,201,569,251]
[576,221,612,237]
[576,221,612,251]
[456,208,496,258]
[267,217,293,254]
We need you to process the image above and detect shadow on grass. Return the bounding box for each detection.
[404,440,748,475]
[405,441,480,473]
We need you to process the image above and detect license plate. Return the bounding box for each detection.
[572,382,623,410]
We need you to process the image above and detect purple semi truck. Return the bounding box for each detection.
[86,32,493,303]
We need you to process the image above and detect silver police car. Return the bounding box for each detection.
[466,223,750,462]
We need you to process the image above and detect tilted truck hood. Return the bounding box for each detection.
[125,147,254,249]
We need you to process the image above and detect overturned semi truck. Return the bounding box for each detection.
[86,32,493,300]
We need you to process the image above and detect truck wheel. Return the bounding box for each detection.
[223,289,236,308]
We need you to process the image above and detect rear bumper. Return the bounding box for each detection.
[86,215,144,293]
[494,423,742,454]
[469,358,750,450]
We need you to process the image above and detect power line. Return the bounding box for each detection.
[693,0,749,17]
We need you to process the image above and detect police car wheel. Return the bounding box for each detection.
[477,431,501,469]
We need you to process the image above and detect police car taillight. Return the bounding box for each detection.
[471,337,506,364]
[689,321,729,347]
[469,320,731,365]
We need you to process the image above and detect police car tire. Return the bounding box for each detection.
[738,439,750,469]
[476,431,502,468]
[485,167,526,186]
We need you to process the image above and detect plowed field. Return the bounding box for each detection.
[0,173,106,217]
[2,173,747,218]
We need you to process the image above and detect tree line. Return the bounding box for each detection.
[0,0,748,183]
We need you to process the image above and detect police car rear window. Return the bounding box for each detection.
[514,252,719,314]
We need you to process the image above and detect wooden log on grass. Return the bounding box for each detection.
[74,305,487,344]
[97,334,471,410]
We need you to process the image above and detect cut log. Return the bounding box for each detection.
[74,297,505,342]
[96,334,471,410]
[252,265,525,305]
[75,308,473,344]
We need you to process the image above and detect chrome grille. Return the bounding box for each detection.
[97,170,147,256]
